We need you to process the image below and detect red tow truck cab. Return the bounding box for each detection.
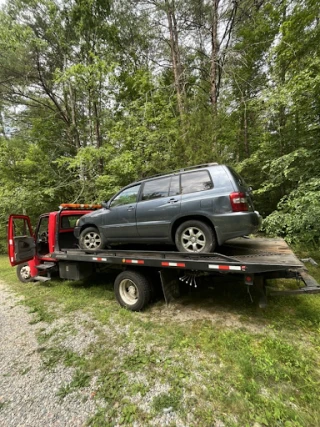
[8,204,101,282]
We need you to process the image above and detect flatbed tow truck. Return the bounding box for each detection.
[8,205,320,311]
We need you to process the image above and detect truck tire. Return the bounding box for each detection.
[175,220,215,253]
[17,263,32,283]
[79,227,104,252]
[114,270,151,311]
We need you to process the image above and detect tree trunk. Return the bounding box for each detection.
[210,0,219,116]
[93,99,104,173]
[68,81,81,150]
[165,0,184,118]
[242,95,250,157]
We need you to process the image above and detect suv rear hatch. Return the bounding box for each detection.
[227,167,255,212]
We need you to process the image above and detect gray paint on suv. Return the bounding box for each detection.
[74,163,262,253]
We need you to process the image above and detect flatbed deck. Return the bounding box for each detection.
[53,237,306,274]
[218,238,304,266]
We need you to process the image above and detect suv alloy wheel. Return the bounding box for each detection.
[175,220,215,253]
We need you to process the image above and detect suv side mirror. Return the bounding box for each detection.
[101,201,111,209]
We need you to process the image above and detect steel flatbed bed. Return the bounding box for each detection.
[52,237,320,309]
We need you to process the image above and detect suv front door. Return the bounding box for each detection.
[102,184,141,239]
[136,175,181,238]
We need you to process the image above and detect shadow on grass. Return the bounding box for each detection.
[41,269,118,292]
[158,274,320,329]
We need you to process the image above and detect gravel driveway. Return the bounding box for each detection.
[0,281,98,427]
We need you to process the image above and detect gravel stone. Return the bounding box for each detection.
[0,280,204,427]
[0,281,99,427]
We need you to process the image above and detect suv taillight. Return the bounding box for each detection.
[229,192,249,212]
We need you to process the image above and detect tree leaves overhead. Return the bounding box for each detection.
[0,0,320,247]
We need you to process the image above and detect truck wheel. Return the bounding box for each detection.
[17,263,32,283]
[114,270,151,311]
[175,220,215,253]
[79,227,104,251]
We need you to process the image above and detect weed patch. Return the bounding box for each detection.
[57,369,91,400]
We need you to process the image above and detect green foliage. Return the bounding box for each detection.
[0,0,320,249]
[263,179,320,245]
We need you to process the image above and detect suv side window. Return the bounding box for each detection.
[210,166,234,190]
[181,171,213,194]
[141,177,170,201]
[111,184,141,207]
[169,175,180,196]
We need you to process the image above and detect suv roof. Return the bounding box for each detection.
[136,163,219,183]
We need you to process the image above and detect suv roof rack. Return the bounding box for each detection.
[179,163,219,172]
[136,163,219,182]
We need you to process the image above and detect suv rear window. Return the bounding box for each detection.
[227,167,248,188]
[210,166,234,190]
[141,177,171,201]
[181,171,212,194]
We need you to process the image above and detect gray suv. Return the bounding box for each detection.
[74,163,261,253]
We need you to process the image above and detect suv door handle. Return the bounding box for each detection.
[168,198,179,204]
[127,206,135,211]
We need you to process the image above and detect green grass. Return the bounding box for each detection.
[57,369,91,400]
[0,254,320,426]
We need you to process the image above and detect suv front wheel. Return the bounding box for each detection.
[79,227,104,252]
[175,220,215,253]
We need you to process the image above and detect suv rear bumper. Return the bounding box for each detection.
[214,211,262,245]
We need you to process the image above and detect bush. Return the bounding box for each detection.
[263,180,320,246]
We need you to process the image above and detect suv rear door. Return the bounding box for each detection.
[8,215,35,266]
[136,175,181,237]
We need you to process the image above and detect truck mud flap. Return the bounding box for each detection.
[268,271,320,296]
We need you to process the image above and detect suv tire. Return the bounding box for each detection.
[175,220,215,253]
[79,227,104,252]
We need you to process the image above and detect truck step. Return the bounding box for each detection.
[33,275,51,282]
[36,262,56,271]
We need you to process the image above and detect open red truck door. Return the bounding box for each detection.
[8,215,36,266]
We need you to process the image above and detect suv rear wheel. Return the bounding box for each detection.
[175,220,215,253]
